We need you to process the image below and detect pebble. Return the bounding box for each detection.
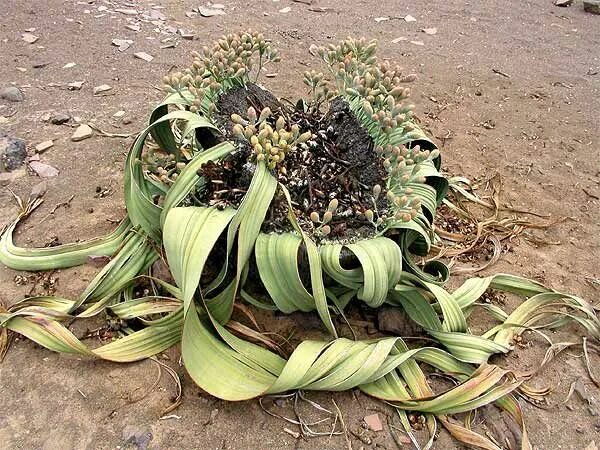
[0,86,25,102]
[554,0,573,5]
[122,425,153,450]
[35,140,54,153]
[584,0,600,13]
[122,117,133,125]
[63,62,76,69]
[29,161,59,178]
[134,52,154,62]
[0,135,27,171]
[198,6,226,16]
[279,6,291,13]
[112,39,133,52]
[113,110,125,118]
[93,84,112,95]
[50,113,71,125]
[404,14,417,22]
[0,135,27,170]
[71,124,93,141]
[21,33,39,44]
[67,81,84,90]
[115,8,139,15]
[377,307,423,336]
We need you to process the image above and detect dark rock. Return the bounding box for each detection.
[1,135,27,171]
[377,307,424,337]
[584,0,600,13]
[122,425,153,450]
[0,86,24,102]
[50,113,71,125]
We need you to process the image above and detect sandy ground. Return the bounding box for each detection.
[1,0,599,449]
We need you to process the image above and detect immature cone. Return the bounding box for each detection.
[310,212,320,223]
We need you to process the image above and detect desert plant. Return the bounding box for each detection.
[1,33,597,449]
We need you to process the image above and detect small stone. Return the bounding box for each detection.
[392,36,407,43]
[134,52,154,62]
[113,110,126,118]
[364,414,383,432]
[279,6,291,13]
[1,135,27,171]
[115,8,139,15]
[122,117,133,125]
[122,425,153,450]
[112,39,133,52]
[93,84,112,95]
[71,124,93,142]
[585,442,598,450]
[554,0,573,5]
[125,24,141,32]
[62,62,76,69]
[21,33,39,44]
[377,307,423,336]
[584,0,600,13]
[97,5,108,11]
[404,14,417,22]
[422,27,437,35]
[374,17,389,22]
[198,6,226,16]
[29,161,59,178]
[0,86,24,102]
[50,113,71,125]
[30,181,48,199]
[35,140,54,153]
[16,67,27,73]
[178,29,195,40]
[67,81,84,90]
[410,40,425,46]
[0,169,25,186]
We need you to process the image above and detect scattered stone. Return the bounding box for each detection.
[279,6,291,13]
[50,113,71,125]
[185,11,198,18]
[87,255,111,268]
[71,124,93,141]
[125,24,141,32]
[134,52,154,62]
[422,27,438,35]
[122,425,153,450]
[21,33,39,44]
[67,81,84,90]
[122,117,133,125]
[30,180,48,199]
[63,62,76,69]
[115,8,139,15]
[198,6,226,16]
[584,0,600,13]
[410,40,425,46]
[0,169,25,185]
[151,259,174,284]
[24,27,36,32]
[16,67,27,72]
[377,307,424,336]
[179,29,195,40]
[97,5,108,12]
[35,140,54,153]
[554,0,573,5]
[392,36,407,43]
[374,16,389,22]
[0,86,24,102]
[364,413,383,432]
[404,14,417,22]
[29,161,59,178]
[113,110,126,118]
[585,442,598,450]
[112,38,133,52]
[93,84,112,95]
[1,135,27,171]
